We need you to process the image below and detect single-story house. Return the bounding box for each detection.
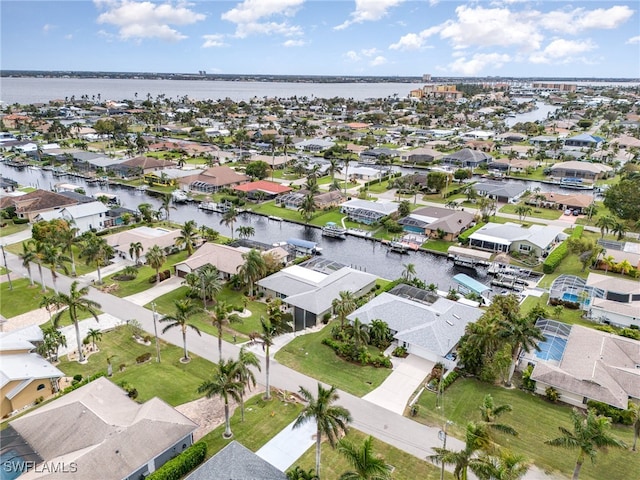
[144,168,204,187]
[399,147,443,164]
[185,441,287,480]
[35,201,109,234]
[586,273,640,329]
[294,138,335,152]
[468,222,565,257]
[340,199,398,225]
[488,158,539,173]
[473,181,528,204]
[549,161,613,183]
[249,154,294,169]
[0,189,78,222]
[107,156,177,178]
[233,180,292,200]
[276,190,344,210]
[529,135,561,147]
[527,192,593,213]
[523,320,640,409]
[257,265,377,330]
[0,327,63,418]
[442,148,493,168]
[105,226,181,263]
[399,206,475,241]
[178,166,249,193]
[359,148,399,164]
[563,133,605,149]
[347,288,483,369]
[5,377,197,480]
[348,165,384,181]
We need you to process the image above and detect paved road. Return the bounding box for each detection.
[1,238,564,480]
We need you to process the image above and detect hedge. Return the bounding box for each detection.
[542,225,583,274]
[146,442,207,480]
[458,222,486,245]
[61,372,106,395]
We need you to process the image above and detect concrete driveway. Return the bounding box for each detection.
[363,354,434,415]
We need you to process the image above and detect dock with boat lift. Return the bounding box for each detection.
[447,246,493,268]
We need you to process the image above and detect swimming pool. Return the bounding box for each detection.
[562,292,579,302]
[1,449,27,480]
[535,335,568,362]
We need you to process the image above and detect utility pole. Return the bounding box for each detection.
[151,302,161,363]
[1,244,12,291]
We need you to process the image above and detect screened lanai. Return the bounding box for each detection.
[549,274,605,309]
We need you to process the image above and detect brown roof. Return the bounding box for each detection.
[119,156,177,169]
[178,166,249,188]
[0,189,78,214]
[540,192,592,208]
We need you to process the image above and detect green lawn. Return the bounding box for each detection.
[57,325,215,406]
[0,278,55,318]
[499,203,563,221]
[422,239,455,253]
[200,393,303,459]
[0,221,29,237]
[4,242,100,277]
[274,321,392,397]
[410,378,639,480]
[292,428,450,480]
[103,250,189,297]
[520,293,595,328]
[366,181,392,193]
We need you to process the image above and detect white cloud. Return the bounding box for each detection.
[370,55,387,66]
[335,0,405,30]
[540,5,634,34]
[627,35,640,45]
[389,25,441,50]
[221,0,304,38]
[95,0,205,42]
[529,38,596,64]
[202,34,227,48]
[283,39,305,47]
[361,48,379,57]
[447,52,511,75]
[344,50,361,62]
[42,24,56,33]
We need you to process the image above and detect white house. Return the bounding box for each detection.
[468,223,565,258]
[586,273,640,328]
[35,201,109,233]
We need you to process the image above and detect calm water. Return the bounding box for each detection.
[0,77,419,105]
[505,101,560,127]
[1,164,484,289]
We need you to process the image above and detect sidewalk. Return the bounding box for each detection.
[256,419,315,472]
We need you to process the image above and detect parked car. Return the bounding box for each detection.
[572,210,580,216]
[564,209,572,215]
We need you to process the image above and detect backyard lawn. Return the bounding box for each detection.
[499,203,563,221]
[57,325,215,406]
[274,321,392,397]
[410,378,639,480]
[292,428,450,480]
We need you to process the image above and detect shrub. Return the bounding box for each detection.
[543,226,583,274]
[148,269,171,283]
[392,346,408,358]
[136,352,152,364]
[440,370,460,391]
[34,396,45,405]
[587,400,634,425]
[147,442,207,480]
[73,374,83,382]
[458,222,485,245]
[62,372,106,395]
[521,364,536,392]
[410,404,420,417]
[545,386,560,403]
[13,217,30,224]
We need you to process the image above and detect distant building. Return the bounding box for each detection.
[410,84,463,101]
[531,82,576,93]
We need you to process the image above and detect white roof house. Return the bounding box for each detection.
[586,273,640,328]
[340,199,399,224]
[105,226,181,262]
[468,223,565,257]
[36,201,109,233]
[347,292,483,367]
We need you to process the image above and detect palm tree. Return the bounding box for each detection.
[429,421,492,480]
[85,327,102,351]
[53,281,101,363]
[473,450,530,480]
[41,243,70,295]
[30,241,48,292]
[627,402,640,452]
[197,358,243,438]
[129,241,143,265]
[40,294,62,324]
[287,466,319,480]
[59,221,80,276]
[601,254,615,275]
[299,192,317,224]
[401,263,416,281]
[252,316,280,400]
[514,205,532,222]
[237,248,267,296]
[220,205,238,239]
[546,408,627,480]
[236,346,261,422]
[294,383,352,478]
[159,193,176,226]
[211,301,242,361]
[337,436,391,480]
[616,259,633,276]
[18,241,37,287]
[80,233,113,285]
[159,299,203,362]
[595,216,615,239]
[236,225,255,240]
[146,244,166,284]
[332,290,357,330]
[611,221,628,241]
[39,325,66,362]
[351,318,370,349]
[198,264,223,310]
[368,319,391,348]
[498,315,545,386]
[175,219,199,255]
[478,394,517,437]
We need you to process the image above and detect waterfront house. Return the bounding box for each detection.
[398,206,475,241]
[105,226,181,263]
[468,222,565,257]
[523,320,640,410]
[107,156,177,178]
[0,327,63,418]
[294,138,335,152]
[0,189,78,222]
[340,199,398,224]
[35,201,109,234]
[527,192,593,213]
[6,377,197,480]
[347,285,483,369]
[563,133,604,149]
[442,148,493,169]
[399,147,443,164]
[359,148,399,164]
[488,158,539,173]
[473,181,528,204]
[233,180,292,200]
[586,273,640,329]
[177,166,249,193]
[549,161,612,183]
[257,265,377,330]
[276,190,344,210]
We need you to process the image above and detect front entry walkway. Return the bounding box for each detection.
[363,354,434,415]
[255,418,315,472]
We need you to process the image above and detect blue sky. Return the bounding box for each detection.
[2,0,639,77]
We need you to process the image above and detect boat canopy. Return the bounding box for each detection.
[287,238,318,249]
[447,246,493,261]
[453,273,491,295]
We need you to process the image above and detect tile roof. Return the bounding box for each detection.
[0,189,78,213]
[233,180,292,194]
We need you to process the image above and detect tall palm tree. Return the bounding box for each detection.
[298,192,317,224]
[429,421,492,480]
[18,241,37,287]
[498,315,545,386]
[237,248,267,296]
[220,205,239,239]
[85,327,102,351]
[478,394,517,437]
[332,290,357,330]
[595,216,615,239]
[611,221,628,241]
[236,346,261,422]
[53,281,101,363]
[236,225,256,240]
[252,316,281,400]
[30,240,48,292]
[129,241,143,265]
[294,383,352,478]
[175,219,199,255]
[545,408,627,480]
[41,243,70,295]
[146,244,166,284]
[401,263,416,281]
[80,233,113,285]
[197,358,243,438]
[211,301,242,361]
[351,318,370,349]
[58,221,80,276]
[198,264,223,310]
[337,436,391,480]
[159,299,203,362]
[601,254,615,275]
[473,450,530,480]
[160,193,176,226]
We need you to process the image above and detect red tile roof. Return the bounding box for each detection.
[233,181,292,194]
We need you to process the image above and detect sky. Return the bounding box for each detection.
[1,0,639,78]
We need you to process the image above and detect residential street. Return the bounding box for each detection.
[0,236,564,479]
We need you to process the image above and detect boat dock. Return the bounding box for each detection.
[447,246,492,268]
